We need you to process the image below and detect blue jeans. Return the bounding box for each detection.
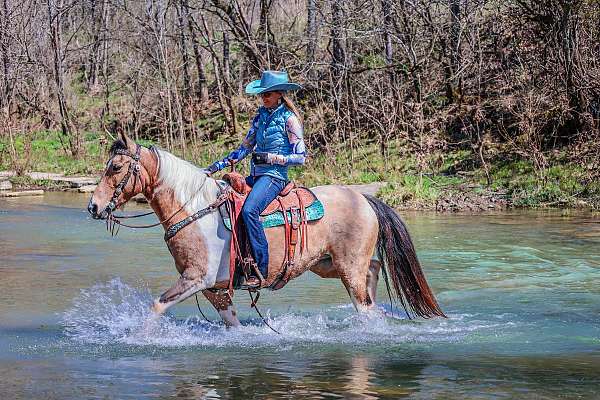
[241,175,287,277]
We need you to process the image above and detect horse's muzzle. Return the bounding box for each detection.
[87,199,107,220]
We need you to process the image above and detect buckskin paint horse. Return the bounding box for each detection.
[87,133,445,327]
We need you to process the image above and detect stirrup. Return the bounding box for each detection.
[251,263,266,287]
[244,276,262,289]
[240,259,266,290]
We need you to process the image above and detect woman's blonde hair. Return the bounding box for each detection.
[281,94,303,125]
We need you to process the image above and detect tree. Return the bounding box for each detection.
[47,0,81,157]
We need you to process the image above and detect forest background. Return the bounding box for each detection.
[0,0,599,210]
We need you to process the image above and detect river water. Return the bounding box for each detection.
[1,193,599,399]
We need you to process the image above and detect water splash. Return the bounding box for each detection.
[62,279,508,348]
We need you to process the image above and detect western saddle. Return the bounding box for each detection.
[223,172,317,293]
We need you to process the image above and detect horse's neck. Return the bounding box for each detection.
[150,178,220,222]
[145,151,221,229]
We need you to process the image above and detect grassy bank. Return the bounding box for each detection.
[1,130,599,211]
[0,130,106,175]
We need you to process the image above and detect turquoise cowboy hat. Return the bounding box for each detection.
[245,70,302,95]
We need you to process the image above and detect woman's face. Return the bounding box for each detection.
[260,91,282,108]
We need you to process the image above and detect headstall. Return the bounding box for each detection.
[101,144,230,240]
[104,144,142,214]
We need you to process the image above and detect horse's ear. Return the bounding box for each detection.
[120,130,135,151]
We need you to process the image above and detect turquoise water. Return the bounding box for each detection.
[1,193,600,399]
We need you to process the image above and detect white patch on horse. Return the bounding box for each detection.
[218,306,241,327]
[152,279,202,315]
[155,149,231,287]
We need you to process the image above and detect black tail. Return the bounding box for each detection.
[364,194,446,318]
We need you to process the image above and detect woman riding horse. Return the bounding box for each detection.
[88,73,445,326]
[205,70,306,288]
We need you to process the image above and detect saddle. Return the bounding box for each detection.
[223,172,317,293]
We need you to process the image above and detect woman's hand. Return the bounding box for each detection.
[267,153,286,165]
[253,152,286,165]
[204,164,219,176]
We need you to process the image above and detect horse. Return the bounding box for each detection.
[87,132,445,327]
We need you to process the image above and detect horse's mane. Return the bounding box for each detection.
[106,139,219,210]
[153,147,220,211]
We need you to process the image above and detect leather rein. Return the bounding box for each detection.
[103,145,229,241]
[101,149,281,333]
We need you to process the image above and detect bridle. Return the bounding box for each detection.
[104,144,142,215]
[99,144,230,239]
[95,147,278,332]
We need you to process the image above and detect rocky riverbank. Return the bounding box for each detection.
[0,171,98,196]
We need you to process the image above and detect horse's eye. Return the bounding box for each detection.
[112,164,123,172]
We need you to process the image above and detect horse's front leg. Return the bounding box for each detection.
[152,270,206,315]
[202,290,241,327]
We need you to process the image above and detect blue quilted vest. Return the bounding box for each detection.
[251,104,293,181]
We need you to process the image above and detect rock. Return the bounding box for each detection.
[0,171,16,178]
[0,180,12,190]
[78,185,97,193]
[25,172,97,188]
[0,171,97,188]
[0,190,44,197]
[59,176,98,188]
[43,176,97,188]
[27,171,64,180]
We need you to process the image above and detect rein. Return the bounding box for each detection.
[103,144,229,239]
[106,189,212,233]
[163,188,230,241]
[99,148,278,332]
[107,188,229,241]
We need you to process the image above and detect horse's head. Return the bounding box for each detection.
[88,132,157,219]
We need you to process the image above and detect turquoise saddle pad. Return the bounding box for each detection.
[223,199,324,231]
